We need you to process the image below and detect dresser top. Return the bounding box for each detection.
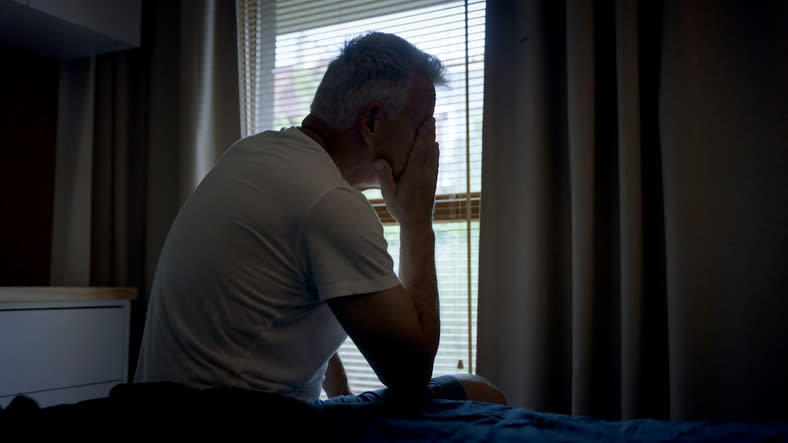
[0,286,138,303]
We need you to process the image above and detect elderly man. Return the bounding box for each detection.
[134,31,506,407]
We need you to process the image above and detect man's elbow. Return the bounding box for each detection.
[376,353,435,391]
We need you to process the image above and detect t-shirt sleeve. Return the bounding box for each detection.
[299,187,400,301]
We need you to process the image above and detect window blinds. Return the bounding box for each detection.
[236,0,485,395]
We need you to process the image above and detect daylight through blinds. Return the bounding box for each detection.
[237,0,485,395]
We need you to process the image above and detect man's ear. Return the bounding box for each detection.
[358,102,384,146]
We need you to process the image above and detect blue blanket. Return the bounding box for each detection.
[2,382,786,441]
[326,397,788,442]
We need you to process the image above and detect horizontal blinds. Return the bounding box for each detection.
[237,0,485,396]
[274,0,453,34]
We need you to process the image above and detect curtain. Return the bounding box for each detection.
[49,0,240,377]
[477,0,787,422]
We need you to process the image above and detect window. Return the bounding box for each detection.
[236,0,485,395]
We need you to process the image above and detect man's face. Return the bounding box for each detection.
[373,75,437,181]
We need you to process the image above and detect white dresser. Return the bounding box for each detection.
[0,287,137,409]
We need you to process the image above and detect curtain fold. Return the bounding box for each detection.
[477,0,787,422]
[49,0,240,377]
[477,0,574,416]
[50,57,96,286]
[658,0,788,422]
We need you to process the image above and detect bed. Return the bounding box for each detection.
[2,382,786,441]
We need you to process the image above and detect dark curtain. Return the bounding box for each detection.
[477,0,787,422]
[50,0,241,378]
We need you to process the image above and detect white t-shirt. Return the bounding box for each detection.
[134,127,400,401]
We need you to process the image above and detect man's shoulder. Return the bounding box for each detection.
[240,126,317,148]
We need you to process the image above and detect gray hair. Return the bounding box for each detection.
[310,31,448,130]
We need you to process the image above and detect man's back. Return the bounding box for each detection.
[134,127,397,401]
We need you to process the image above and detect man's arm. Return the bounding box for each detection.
[322,352,352,398]
[327,119,440,390]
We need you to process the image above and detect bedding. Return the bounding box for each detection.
[1,382,786,441]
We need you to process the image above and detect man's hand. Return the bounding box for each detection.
[374,118,439,226]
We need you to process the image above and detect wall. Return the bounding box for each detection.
[0,44,58,285]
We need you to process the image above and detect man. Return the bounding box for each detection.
[134,31,506,406]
